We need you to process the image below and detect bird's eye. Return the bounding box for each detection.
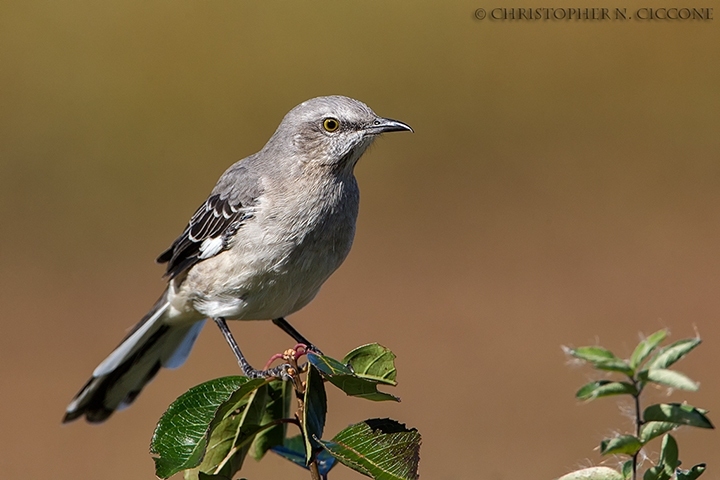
[323,118,340,132]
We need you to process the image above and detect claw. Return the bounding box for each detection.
[278,363,294,381]
[244,362,293,380]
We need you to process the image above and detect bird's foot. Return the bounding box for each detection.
[243,362,293,381]
[263,343,318,370]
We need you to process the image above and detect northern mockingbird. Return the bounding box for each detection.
[63,95,412,423]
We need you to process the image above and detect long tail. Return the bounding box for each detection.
[63,291,205,423]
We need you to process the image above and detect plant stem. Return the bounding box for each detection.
[631,382,642,480]
[286,353,321,480]
[309,460,321,480]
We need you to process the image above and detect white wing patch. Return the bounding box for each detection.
[198,237,224,259]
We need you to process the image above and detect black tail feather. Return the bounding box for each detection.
[63,325,169,423]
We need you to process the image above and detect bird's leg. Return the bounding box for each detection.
[272,317,324,355]
[213,317,290,379]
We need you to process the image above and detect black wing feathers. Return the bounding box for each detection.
[157,193,252,279]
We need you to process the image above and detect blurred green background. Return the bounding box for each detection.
[1,1,719,478]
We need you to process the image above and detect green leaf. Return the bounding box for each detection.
[150,376,265,479]
[677,464,706,480]
[639,421,676,444]
[187,383,269,480]
[318,418,421,480]
[185,415,243,480]
[556,467,624,480]
[249,379,292,460]
[343,343,398,385]
[658,434,679,474]
[646,338,701,370]
[271,435,338,476]
[327,374,401,402]
[270,435,305,468]
[565,346,617,363]
[308,353,400,402]
[630,330,668,370]
[564,346,633,375]
[593,358,634,376]
[640,369,698,391]
[643,403,714,429]
[187,424,264,480]
[303,365,327,464]
[600,435,642,456]
[621,460,633,480]
[643,465,671,480]
[198,473,232,480]
[308,353,355,376]
[576,381,636,401]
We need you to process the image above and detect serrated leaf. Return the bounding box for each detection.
[187,424,264,480]
[249,379,292,460]
[343,343,398,385]
[658,434,679,474]
[308,353,400,402]
[271,435,337,476]
[556,466,624,480]
[184,415,243,480]
[319,418,421,480]
[677,464,706,480]
[150,376,265,479]
[186,383,269,480]
[600,435,642,456]
[646,338,701,370]
[643,403,714,429]
[640,369,698,391]
[639,421,676,444]
[576,381,636,401]
[630,330,668,370]
[621,460,633,480]
[303,365,327,464]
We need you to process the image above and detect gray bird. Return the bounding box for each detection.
[63,95,412,423]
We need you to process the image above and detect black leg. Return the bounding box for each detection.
[272,317,324,355]
[214,318,289,379]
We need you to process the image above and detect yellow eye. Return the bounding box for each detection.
[323,118,340,132]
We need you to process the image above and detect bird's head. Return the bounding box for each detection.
[265,96,413,171]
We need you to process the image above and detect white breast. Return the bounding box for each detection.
[175,173,359,321]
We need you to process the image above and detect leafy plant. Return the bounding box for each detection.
[558,330,713,480]
[150,343,421,480]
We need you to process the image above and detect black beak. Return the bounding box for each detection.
[367,117,414,134]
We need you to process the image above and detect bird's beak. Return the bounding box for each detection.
[367,117,414,134]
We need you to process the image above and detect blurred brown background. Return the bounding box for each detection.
[1,1,719,479]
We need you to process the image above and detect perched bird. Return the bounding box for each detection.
[63,95,412,423]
